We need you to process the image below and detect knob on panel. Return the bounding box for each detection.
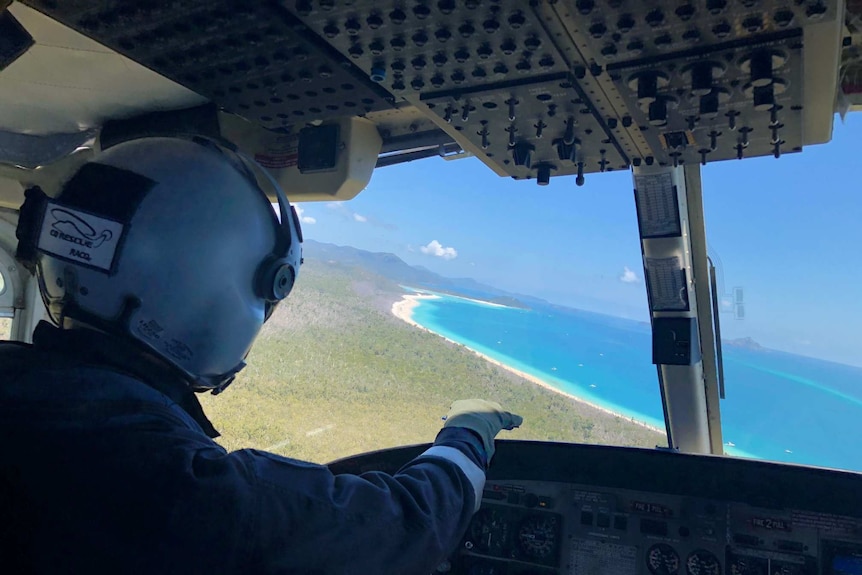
[739,50,787,88]
[628,71,670,105]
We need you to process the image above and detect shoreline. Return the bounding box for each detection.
[399,286,514,309]
[391,293,665,435]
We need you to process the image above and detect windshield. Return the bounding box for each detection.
[702,114,862,471]
[203,116,862,471]
[202,154,669,463]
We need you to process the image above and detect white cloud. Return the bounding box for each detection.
[294,205,316,225]
[619,266,640,283]
[420,240,458,260]
[326,202,392,228]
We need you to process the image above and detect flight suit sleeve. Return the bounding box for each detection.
[240,428,486,575]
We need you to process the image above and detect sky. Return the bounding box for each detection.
[294,114,862,367]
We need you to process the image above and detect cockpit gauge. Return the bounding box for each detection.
[729,554,768,575]
[647,543,681,575]
[686,550,721,575]
[516,514,559,561]
[468,507,510,556]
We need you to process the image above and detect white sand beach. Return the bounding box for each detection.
[391,294,664,434]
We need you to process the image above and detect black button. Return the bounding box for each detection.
[597,513,610,528]
[614,515,628,530]
[581,510,594,525]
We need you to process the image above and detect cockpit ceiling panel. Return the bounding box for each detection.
[554,0,838,68]
[419,73,631,181]
[14,0,843,179]
[291,0,631,180]
[21,0,395,131]
[606,30,806,165]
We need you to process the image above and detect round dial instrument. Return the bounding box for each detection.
[729,554,768,575]
[647,543,681,575]
[468,508,509,555]
[516,514,559,560]
[686,550,721,575]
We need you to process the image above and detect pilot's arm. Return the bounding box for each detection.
[227,400,521,574]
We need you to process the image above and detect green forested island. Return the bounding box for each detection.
[199,258,664,464]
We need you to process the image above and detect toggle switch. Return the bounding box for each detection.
[686,61,724,97]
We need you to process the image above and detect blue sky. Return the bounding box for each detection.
[296,114,862,367]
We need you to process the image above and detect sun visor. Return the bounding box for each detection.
[219,114,381,203]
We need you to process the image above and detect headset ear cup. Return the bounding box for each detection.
[271,263,295,300]
[256,258,295,302]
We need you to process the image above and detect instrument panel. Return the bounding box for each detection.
[328,441,862,575]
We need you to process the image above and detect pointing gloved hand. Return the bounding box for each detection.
[443,399,523,461]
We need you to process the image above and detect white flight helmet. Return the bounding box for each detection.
[15,137,303,392]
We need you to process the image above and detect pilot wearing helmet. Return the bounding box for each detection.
[0,137,522,574]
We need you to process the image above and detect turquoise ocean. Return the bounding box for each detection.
[405,288,862,472]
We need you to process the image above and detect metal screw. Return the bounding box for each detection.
[739,126,753,147]
[576,162,585,186]
[599,149,608,172]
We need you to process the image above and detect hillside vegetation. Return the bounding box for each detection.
[199,260,664,464]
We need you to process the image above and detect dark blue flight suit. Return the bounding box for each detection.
[0,323,486,574]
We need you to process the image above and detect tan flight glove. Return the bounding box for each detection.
[443,399,523,461]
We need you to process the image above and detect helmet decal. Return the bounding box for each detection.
[36,203,125,273]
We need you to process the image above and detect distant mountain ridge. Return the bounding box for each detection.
[303,239,544,308]
[303,241,783,356]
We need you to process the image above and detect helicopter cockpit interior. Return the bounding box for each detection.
[0,1,860,574]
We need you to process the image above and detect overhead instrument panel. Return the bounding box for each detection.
[9,0,845,187]
[290,0,632,183]
[20,0,395,130]
[329,442,862,575]
[279,0,844,178]
[544,0,841,167]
